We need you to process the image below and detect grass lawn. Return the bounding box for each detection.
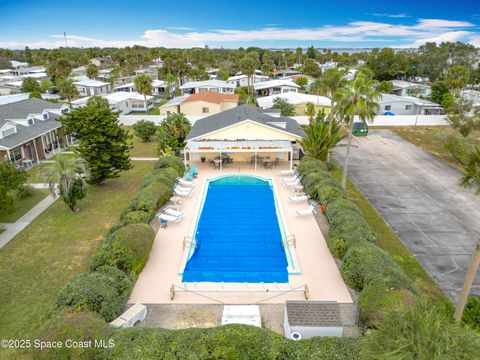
[331,163,447,303]
[26,163,50,183]
[126,127,158,158]
[0,162,153,344]
[373,126,462,170]
[0,189,49,223]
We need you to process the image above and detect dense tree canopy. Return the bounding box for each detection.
[61,97,132,184]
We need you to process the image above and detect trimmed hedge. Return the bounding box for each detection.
[141,167,178,189]
[101,325,360,360]
[91,223,155,275]
[154,155,184,177]
[56,266,134,322]
[36,310,113,360]
[340,243,416,293]
[121,210,151,225]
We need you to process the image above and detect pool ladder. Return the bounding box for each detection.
[183,236,197,251]
[282,234,296,248]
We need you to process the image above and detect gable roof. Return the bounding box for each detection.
[0,98,63,121]
[186,104,305,140]
[286,301,342,327]
[253,80,300,91]
[183,92,240,105]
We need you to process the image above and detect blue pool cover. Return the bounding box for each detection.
[182,175,288,283]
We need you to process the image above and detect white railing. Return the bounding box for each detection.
[293,114,448,126]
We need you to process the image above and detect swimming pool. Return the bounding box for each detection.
[182,175,289,283]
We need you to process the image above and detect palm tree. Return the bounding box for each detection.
[165,73,176,99]
[460,146,480,193]
[133,74,153,112]
[239,57,257,95]
[335,72,380,189]
[42,156,87,212]
[301,112,346,161]
[310,68,347,162]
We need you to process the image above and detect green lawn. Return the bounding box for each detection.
[0,162,153,343]
[372,126,461,170]
[0,189,49,223]
[331,164,447,303]
[26,163,50,183]
[126,127,158,158]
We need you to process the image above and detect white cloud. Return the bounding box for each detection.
[371,13,411,18]
[0,18,477,49]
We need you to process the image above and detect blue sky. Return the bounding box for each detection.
[0,0,479,49]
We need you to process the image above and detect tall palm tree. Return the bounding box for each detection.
[460,146,480,192]
[239,57,257,95]
[335,72,380,189]
[43,156,88,212]
[311,68,347,162]
[133,74,153,111]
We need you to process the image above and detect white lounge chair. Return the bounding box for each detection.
[175,185,193,193]
[289,194,310,202]
[281,175,298,184]
[277,169,295,177]
[296,203,316,217]
[163,207,184,218]
[284,178,302,188]
[177,178,195,188]
[174,187,193,197]
[157,213,183,224]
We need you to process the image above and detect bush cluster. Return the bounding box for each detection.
[52,155,182,326]
[100,325,361,360]
[298,157,417,326]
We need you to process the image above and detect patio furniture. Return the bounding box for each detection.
[163,207,184,218]
[189,165,198,178]
[282,175,298,184]
[278,169,295,177]
[262,159,273,169]
[289,194,310,202]
[175,185,192,193]
[174,187,193,197]
[157,213,183,225]
[177,178,195,188]
[291,185,305,193]
[274,158,280,166]
[170,196,182,205]
[296,203,316,217]
[284,178,302,188]
[213,159,222,169]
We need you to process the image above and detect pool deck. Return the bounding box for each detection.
[129,162,353,305]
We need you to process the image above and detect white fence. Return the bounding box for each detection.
[119,114,204,126]
[292,115,448,126]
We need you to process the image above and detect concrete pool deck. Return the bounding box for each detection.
[129,162,353,305]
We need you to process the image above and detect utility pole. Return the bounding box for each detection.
[454,239,480,322]
[64,31,68,48]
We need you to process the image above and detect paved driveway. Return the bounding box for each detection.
[334,130,480,301]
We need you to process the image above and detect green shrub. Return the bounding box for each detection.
[121,210,151,225]
[297,156,327,176]
[359,284,416,326]
[132,120,157,142]
[17,184,33,199]
[327,198,362,218]
[145,181,173,209]
[56,266,133,321]
[35,310,112,360]
[154,155,184,177]
[315,184,346,203]
[341,243,415,292]
[91,223,155,275]
[325,234,349,259]
[302,172,331,196]
[141,167,178,188]
[462,296,480,331]
[101,325,360,360]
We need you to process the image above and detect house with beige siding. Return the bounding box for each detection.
[184,104,305,169]
[160,92,239,116]
[0,98,73,168]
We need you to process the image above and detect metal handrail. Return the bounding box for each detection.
[183,236,197,251]
[282,234,296,248]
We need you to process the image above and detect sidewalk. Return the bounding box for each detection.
[0,193,58,249]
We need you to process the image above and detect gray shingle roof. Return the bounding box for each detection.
[286,301,342,327]
[186,104,305,140]
[0,98,64,150]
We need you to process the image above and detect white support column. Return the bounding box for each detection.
[6,149,11,162]
[40,134,47,158]
[49,131,55,153]
[32,139,40,163]
[183,149,187,169]
[289,150,293,170]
